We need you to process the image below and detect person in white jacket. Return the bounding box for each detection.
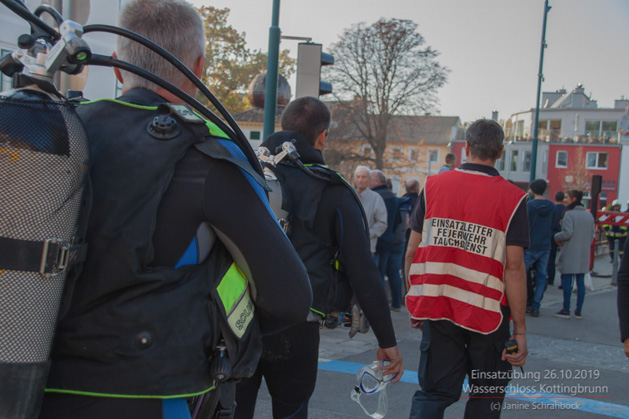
[354,166,387,253]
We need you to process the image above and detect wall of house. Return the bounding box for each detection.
[508,109,626,143]
[241,121,281,150]
[373,142,452,195]
[547,143,621,208]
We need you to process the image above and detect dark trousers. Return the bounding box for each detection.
[609,236,627,263]
[409,307,512,419]
[525,262,536,308]
[547,240,558,285]
[386,242,405,309]
[234,321,320,419]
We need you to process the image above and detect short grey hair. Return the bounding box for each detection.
[116,0,205,91]
[465,119,504,161]
[371,169,386,184]
[354,165,371,177]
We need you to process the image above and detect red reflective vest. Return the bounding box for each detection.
[406,169,526,334]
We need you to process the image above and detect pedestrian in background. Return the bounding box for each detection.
[400,178,420,283]
[603,200,627,264]
[547,190,565,286]
[371,170,400,292]
[524,179,555,317]
[553,190,595,320]
[438,152,456,173]
[354,166,387,254]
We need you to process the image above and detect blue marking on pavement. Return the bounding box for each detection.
[319,360,629,418]
[319,360,418,384]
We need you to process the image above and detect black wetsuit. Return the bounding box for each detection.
[235,131,396,419]
[41,89,311,419]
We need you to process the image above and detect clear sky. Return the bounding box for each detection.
[190,0,629,124]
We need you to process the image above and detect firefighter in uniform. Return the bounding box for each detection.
[405,119,529,419]
[603,200,627,263]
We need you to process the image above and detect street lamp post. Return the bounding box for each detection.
[530,0,551,183]
[263,0,281,141]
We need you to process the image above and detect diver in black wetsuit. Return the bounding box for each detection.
[234,97,403,419]
[40,1,311,418]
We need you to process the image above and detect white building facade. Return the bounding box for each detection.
[1,0,126,99]
[500,84,629,191]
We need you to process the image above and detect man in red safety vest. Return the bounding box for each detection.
[404,119,529,418]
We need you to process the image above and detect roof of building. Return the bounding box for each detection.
[232,103,464,145]
[329,113,464,145]
[388,115,464,144]
[232,106,283,123]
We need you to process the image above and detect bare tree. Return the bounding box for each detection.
[325,18,448,169]
[561,147,590,191]
[198,6,294,114]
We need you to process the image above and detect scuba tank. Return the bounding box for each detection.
[0,3,91,416]
[0,86,89,418]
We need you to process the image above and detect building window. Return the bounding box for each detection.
[586,120,618,142]
[538,119,561,142]
[389,146,404,162]
[428,149,439,163]
[586,152,608,169]
[408,147,420,162]
[1,49,14,92]
[556,151,568,168]
[523,151,531,172]
[361,144,372,158]
[516,120,524,138]
[542,150,548,174]
[250,131,261,140]
[510,150,519,171]
[496,153,505,171]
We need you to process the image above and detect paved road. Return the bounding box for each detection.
[247,254,628,418]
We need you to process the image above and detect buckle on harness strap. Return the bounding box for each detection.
[40,238,70,276]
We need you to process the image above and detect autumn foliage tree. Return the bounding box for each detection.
[197,6,295,114]
[325,18,448,169]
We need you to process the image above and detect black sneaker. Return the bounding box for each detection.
[324,314,339,329]
[526,306,532,314]
[553,310,570,319]
[575,312,582,320]
[530,309,540,317]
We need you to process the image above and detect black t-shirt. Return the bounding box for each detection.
[409,163,529,248]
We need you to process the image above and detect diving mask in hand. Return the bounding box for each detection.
[351,360,396,418]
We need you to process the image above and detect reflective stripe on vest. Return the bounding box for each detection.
[216,263,254,339]
[406,169,526,334]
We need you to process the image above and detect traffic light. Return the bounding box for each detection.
[295,42,334,98]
